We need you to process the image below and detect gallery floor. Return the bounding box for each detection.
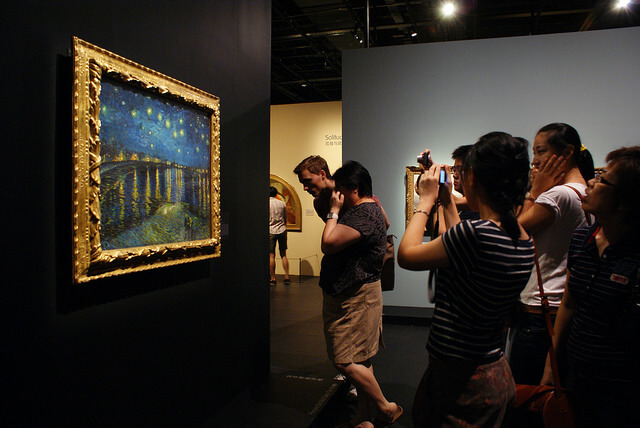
[204,276,430,427]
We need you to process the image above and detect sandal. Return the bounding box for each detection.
[373,404,403,427]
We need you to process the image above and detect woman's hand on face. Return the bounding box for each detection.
[530,154,566,198]
[530,167,539,186]
[330,189,344,211]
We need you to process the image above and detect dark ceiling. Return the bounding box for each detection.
[271,0,640,104]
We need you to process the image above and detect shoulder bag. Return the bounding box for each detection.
[512,239,574,428]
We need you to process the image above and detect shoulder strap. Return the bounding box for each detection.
[564,184,592,226]
[533,238,564,390]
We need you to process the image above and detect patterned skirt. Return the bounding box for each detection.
[413,355,515,427]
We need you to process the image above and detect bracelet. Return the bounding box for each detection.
[414,209,430,215]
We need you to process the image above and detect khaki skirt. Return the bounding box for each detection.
[323,280,384,364]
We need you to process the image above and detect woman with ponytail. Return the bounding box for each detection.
[398,132,534,427]
[509,123,595,386]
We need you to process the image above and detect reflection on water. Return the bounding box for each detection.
[100,161,210,250]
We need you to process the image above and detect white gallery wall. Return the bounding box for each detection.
[342,27,640,315]
[270,101,343,276]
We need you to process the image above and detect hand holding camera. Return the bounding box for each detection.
[418,151,447,185]
[416,150,452,207]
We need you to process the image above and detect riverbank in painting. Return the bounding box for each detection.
[100,161,210,250]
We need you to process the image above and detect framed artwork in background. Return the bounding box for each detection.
[270,174,302,231]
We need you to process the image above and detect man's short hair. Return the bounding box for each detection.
[293,155,331,178]
[269,186,278,198]
[451,144,473,161]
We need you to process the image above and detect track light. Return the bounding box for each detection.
[441,1,456,17]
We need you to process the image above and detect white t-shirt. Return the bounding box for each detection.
[520,183,588,307]
[269,197,287,235]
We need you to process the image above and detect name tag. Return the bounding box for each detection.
[610,273,629,285]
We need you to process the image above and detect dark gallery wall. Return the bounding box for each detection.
[2,1,271,425]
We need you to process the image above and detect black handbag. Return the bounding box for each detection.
[381,234,395,291]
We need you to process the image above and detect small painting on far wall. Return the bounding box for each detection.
[406,166,437,236]
[270,174,302,231]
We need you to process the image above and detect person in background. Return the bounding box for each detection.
[398,132,534,427]
[320,161,402,427]
[269,186,290,286]
[509,123,594,385]
[541,146,640,427]
[294,155,390,228]
[450,144,480,221]
[293,155,338,220]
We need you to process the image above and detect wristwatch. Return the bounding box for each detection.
[326,212,339,220]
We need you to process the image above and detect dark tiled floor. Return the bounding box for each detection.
[206,276,430,427]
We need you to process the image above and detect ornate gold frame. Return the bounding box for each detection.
[71,37,221,284]
[406,166,439,235]
[269,174,302,232]
[405,166,422,228]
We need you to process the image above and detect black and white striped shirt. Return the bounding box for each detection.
[427,220,534,363]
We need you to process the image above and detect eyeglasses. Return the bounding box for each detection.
[594,172,617,187]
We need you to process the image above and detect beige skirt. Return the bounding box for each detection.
[323,280,384,364]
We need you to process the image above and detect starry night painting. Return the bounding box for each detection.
[99,78,211,250]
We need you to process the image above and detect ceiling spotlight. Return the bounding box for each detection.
[615,0,631,8]
[442,1,456,17]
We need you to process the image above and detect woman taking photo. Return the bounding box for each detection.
[320,160,402,427]
[398,132,534,427]
[509,123,594,385]
[541,146,640,426]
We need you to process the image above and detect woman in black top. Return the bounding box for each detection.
[320,161,402,427]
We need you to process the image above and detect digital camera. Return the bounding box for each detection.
[417,152,432,168]
[418,153,447,184]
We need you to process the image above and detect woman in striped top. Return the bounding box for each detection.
[541,146,640,427]
[398,132,534,427]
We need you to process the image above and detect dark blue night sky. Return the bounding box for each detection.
[99,79,210,169]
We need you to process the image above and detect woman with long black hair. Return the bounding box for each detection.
[398,132,534,427]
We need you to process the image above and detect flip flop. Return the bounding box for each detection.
[373,404,403,427]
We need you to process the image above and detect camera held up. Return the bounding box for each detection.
[417,152,446,185]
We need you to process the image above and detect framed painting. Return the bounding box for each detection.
[269,174,302,231]
[71,37,221,283]
[405,166,421,228]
